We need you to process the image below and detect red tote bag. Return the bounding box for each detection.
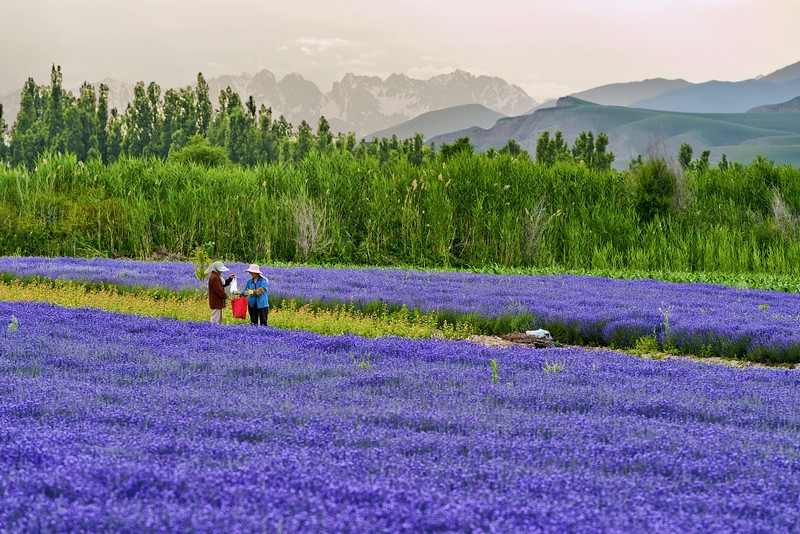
[231,297,248,319]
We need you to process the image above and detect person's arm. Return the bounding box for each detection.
[253,278,268,296]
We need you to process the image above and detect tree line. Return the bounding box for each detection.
[0,65,618,170]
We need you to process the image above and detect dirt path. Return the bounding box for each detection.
[466,334,800,370]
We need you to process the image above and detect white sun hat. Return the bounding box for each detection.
[204,261,229,274]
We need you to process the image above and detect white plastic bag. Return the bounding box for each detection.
[526,328,552,339]
[229,277,238,294]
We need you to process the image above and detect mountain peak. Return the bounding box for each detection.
[748,95,800,112]
[1,68,536,138]
[760,60,800,82]
[556,96,582,108]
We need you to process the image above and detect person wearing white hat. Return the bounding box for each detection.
[205,261,236,324]
[242,263,269,325]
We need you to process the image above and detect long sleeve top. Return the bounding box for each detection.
[243,276,269,309]
[208,271,233,309]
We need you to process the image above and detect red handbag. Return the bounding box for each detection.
[231,296,248,319]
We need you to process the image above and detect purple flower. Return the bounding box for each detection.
[2,301,800,532]
[2,256,800,361]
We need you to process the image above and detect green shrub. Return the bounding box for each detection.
[631,158,676,223]
[170,135,230,168]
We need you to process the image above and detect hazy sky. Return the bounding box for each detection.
[1,0,799,101]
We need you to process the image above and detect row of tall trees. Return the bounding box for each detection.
[0,65,614,170]
[3,66,218,167]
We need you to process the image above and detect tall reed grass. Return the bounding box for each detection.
[1,151,799,275]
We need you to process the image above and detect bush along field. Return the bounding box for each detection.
[2,257,799,364]
[1,151,800,276]
[2,301,800,532]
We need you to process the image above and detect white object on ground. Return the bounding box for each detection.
[526,329,552,339]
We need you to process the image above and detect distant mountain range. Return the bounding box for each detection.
[364,104,504,141]
[570,78,694,108]
[429,96,800,167]
[0,69,535,138]
[2,60,799,166]
[631,76,800,113]
[749,96,800,113]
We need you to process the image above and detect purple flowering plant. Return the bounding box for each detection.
[1,256,799,362]
[2,301,800,532]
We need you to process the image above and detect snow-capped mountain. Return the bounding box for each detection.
[2,69,536,139]
[202,69,535,136]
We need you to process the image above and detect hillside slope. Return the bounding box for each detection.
[364,104,504,141]
[429,97,800,167]
[632,76,800,113]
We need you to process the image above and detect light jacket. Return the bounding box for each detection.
[243,276,269,309]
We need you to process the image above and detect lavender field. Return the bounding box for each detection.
[3,256,800,362]
[2,301,800,532]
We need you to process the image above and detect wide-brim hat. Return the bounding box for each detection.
[204,261,229,274]
[244,264,263,275]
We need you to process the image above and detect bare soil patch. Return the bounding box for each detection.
[467,333,799,370]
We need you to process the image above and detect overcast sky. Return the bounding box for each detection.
[1,0,799,102]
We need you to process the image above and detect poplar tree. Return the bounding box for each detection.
[10,78,47,167]
[316,116,333,153]
[294,120,314,162]
[409,133,424,166]
[535,131,552,165]
[105,108,123,163]
[594,132,614,170]
[678,143,693,170]
[258,105,280,163]
[97,84,109,162]
[195,73,212,135]
[45,65,65,152]
[161,88,183,155]
[0,103,7,161]
[62,82,99,161]
[123,81,162,157]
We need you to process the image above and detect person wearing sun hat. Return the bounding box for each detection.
[242,263,269,326]
[205,260,236,324]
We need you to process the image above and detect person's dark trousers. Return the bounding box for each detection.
[248,306,268,326]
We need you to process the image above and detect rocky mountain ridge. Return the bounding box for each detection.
[0,69,536,138]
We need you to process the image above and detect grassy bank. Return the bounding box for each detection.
[1,151,799,275]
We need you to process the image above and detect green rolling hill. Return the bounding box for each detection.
[429,97,800,167]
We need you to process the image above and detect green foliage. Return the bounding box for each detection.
[170,135,230,167]
[631,158,676,223]
[543,360,565,374]
[678,143,693,170]
[498,139,529,160]
[353,354,372,370]
[190,243,214,280]
[7,314,18,333]
[491,359,498,384]
[632,335,660,355]
[535,130,571,166]
[2,131,800,279]
[439,137,474,160]
[696,150,711,172]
